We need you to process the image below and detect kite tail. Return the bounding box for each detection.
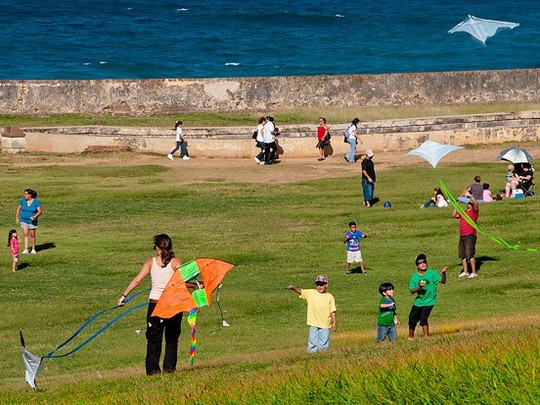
[439,179,537,252]
[187,308,198,366]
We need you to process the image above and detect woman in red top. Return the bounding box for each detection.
[316,117,329,161]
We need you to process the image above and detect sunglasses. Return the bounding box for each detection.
[416,260,426,265]
[315,281,327,286]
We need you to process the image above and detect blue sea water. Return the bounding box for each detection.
[0,0,538,80]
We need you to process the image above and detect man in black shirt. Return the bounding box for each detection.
[361,150,376,207]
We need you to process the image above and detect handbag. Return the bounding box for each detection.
[252,130,258,140]
[323,132,331,142]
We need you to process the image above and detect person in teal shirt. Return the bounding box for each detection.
[408,253,447,340]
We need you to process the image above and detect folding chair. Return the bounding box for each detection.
[518,180,535,197]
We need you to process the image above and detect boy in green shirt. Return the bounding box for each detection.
[408,253,447,340]
[377,282,400,342]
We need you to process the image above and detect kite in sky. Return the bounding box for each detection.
[448,15,519,45]
[405,141,537,252]
[21,258,234,390]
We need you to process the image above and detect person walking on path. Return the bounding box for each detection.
[452,192,479,278]
[287,274,337,353]
[15,189,42,254]
[361,150,376,207]
[316,117,329,161]
[167,120,190,160]
[118,234,198,375]
[344,118,360,163]
[408,254,447,340]
[254,116,266,164]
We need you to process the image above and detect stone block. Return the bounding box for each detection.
[2,136,26,153]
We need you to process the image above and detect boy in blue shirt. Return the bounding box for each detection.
[343,221,368,274]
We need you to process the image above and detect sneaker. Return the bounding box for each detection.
[458,272,470,278]
[182,156,191,160]
[420,205,425,209]
[254,157,261,164]
[166,154,174,160]
[30,249,37,254]
[259,161,265,165]
[467,273,478,279]
[361,271,367,275]
[22,249,29,255]
[344,270,351,275]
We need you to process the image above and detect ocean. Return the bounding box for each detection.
[0,0,538,80]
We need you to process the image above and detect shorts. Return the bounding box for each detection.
[459,234,477,259]
[408,305,434,328]
[11,253,18,263]
[347,250,363,263]
[316,140,326,149]
[20,222,38,230]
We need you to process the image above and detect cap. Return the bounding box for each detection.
[314,274,329,284]
[415,253,427,264]
[366,149,374,157]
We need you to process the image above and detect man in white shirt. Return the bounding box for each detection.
[262,116,277,165]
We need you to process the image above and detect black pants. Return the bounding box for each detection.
[264,142,277,163]
[408,305,434,329]
[145,302,183,375]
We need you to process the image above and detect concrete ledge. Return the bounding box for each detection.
[21,111,540,158]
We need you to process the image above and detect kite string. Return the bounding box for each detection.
[438,178,537,252]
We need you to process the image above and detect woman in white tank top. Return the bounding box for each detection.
[118,234,185,375]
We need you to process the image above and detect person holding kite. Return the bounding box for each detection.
[118,234,197,375]
[452,192,479,278]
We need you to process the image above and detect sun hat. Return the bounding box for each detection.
[366,149,374,157]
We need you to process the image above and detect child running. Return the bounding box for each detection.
[377,282,399,342]
[287,274,337,353]
[408,253,447,340]
[8,229,19,273]
[343,221,368,274]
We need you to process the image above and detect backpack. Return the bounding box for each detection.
[252,130,258,140]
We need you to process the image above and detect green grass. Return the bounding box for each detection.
[1,101,540,127]
[0,155,539,403]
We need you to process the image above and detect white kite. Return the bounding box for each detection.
[448,15,519,45]
[405,140,463,168]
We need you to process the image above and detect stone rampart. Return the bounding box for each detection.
[0,69,539,115]
[9,111,540,157]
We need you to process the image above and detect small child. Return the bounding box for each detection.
[287,275,337,353]
[8,229,19,273]
[377,283,399,342]
[482,183,493,203]
[343,221,368,274]
[505,165,514,197]
[408,254,447,340]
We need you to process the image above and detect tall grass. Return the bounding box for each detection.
[0,154,538,403]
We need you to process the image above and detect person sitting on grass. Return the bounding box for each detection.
[287,274,337,353]
[408,253,447,340]
[343,221,368,274]
[377,282,399,343]
[420,187,447,208]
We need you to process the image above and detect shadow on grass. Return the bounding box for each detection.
[476,255,497,272]
[36,242,56,252]
[16,262,30,271]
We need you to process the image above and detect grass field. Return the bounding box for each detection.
[0,152,539,403]
[1,101,540,127]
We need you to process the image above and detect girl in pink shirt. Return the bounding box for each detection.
[8,229,19,273]
[482,183,493,203]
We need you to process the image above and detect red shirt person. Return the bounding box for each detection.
[452,192,479,279]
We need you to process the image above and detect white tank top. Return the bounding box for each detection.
[149,257,175,300]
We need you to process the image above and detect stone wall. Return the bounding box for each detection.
[10,111,540,157]
[0,69,539,116]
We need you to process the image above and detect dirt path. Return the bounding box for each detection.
[2,143,538,184]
